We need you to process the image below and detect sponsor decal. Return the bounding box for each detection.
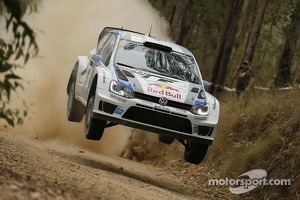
[81,68,87,75]
[141,100,155,106]
[147,83,182,99]
[194,116,207,120]
[155,104,170,112]
[114,107,124,115]
[175,108,188,113]
[193,126,198,133]
[212,98,217,109]
[110,94,127,103]
[149,83,178,91]
[103,71,106,83]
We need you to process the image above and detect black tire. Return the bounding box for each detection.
[158,135,175,144]
[67,81,85,122]
[85,95,106,140]
[184,141,209,165]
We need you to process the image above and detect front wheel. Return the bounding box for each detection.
[85,95,106,140]
[67,81,84,122]
[184,141,209,165]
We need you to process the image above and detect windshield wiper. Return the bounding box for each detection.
[116,62,136,69]
[142,68,192,82]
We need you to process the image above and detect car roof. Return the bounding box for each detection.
[98,27,193,56]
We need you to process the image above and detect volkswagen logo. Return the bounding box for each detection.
[159,97,168,106]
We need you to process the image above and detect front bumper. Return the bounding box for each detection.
[92,89,219,145]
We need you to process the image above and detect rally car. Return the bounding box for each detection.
[66,27,219,164]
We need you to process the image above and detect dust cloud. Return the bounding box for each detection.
[12,0,169,155]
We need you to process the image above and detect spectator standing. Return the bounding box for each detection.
[233,60,256,98]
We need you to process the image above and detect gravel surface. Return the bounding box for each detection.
[0,132,235,200]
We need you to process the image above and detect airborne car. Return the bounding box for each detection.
[67,27,219,164]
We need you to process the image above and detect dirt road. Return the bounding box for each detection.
[0,132,234,200]
[0,1,237,199]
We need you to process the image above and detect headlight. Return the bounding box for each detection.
[109,81,134,98]
[190,104,209,115]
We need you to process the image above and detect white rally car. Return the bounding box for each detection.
[67,27,219,164]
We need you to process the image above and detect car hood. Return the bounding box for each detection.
[115,65,201,105]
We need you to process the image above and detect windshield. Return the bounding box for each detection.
[114,40,201,84]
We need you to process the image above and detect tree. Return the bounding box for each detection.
[169,0,190,43]
[239,0,268,65]
[238,0,257,40]
[208,0,245,96]
[274,0,300,87]
[0,0,39,126]
[292,60,300,84]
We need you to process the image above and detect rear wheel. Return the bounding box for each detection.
[158,135,175,144]
[85,95,106,140]
[67,81,84,122]
[184,141,209,165]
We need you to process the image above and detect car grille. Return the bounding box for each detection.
[122,106,192,134]
[134,92,192,110]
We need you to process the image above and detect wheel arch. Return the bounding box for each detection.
[206,92,220,118]
[67,61,79,95]
[87,75,98,107]
[67,56,89,95]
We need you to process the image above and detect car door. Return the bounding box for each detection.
[81,33,117,100]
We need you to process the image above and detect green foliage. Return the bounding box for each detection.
[0,0,39,127]
[149,0,300,87]
[263,0,300,36]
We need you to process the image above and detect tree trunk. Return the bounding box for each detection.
[292,61,300,85]
[240,0,268,64]
[208,0,245,96]
[169,0,189,43]
[274,14,300,87]
[239,0,257,39]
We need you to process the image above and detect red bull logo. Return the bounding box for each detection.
[148,83,182,99]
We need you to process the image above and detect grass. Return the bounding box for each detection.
[207,89,300,199]
[122,88,299,199]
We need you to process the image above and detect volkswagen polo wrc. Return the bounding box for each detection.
[67,27,220,164]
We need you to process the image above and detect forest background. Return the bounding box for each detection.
[150,0,300,93]
[145,1,300,199]
[0,0,299,199]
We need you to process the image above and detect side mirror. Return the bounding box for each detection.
[92,54,102,61]
[203,80,211,86]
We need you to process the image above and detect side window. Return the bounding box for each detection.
[99,34,117,66]
[96,33,112,54]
